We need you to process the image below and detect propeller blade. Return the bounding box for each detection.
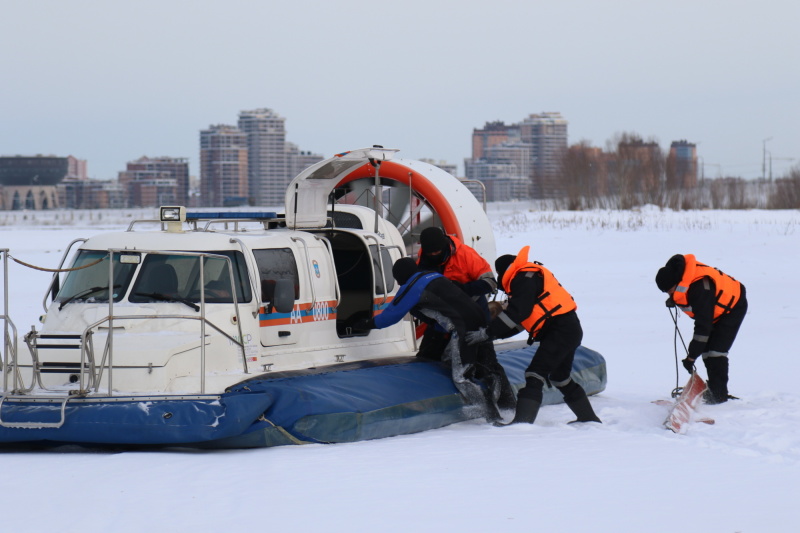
[386,184,411,227]
[402,212,440,256]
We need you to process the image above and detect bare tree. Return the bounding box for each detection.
[559,141,607,209]
[768,165,800,209]
[606,132,666,208]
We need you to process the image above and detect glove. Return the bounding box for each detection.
[682,357,696,374]
[465,327,489,345]
[665,297,676,308]
[352,317,374,331]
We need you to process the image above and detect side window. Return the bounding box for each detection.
[129,251,252,304]
[253,248,300,303]
[195,254,252,303]
[370,245,395,295]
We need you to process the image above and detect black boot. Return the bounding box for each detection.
[511,378,543,424]
[493,369,517,412]
[703,356,730,404]
[566,396,602,423]
[559,380,601,423]
[512,397,541,424]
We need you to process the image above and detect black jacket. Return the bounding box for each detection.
[375,271,486,335]
[684,279,748,358]
[416,276,487,335]
[488,270,580,344]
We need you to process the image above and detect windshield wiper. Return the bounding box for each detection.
[58,285,120,310]
[132,292,200,312]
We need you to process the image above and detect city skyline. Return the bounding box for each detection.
[1,105,780,188]
[1,2,798,182]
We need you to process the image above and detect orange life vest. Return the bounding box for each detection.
[502,246,577,337]
[417,235,493,285]
[672,254,741,322]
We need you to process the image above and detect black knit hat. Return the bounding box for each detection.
[392,257,419,285]
[495,255,515,285]
[655,254,685,292]
[419,227,449,254]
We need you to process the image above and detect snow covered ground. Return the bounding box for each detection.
[1,205,798,533]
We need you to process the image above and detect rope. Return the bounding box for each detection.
[668,305,690,398]
[8,254,106,273]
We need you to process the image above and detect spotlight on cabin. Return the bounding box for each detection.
[160,206,186,232]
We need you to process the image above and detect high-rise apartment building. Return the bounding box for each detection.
[66,155,88,180]
[464,142,533,201]
[118,156,189,208]
[667,140,698,189]
[236,108,324,208]
[237,108,288,208]
[465,112,568,201]
[471,121,517,160]
[520,112,568,198]
[200,125,249,207]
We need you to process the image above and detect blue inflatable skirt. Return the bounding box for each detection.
[207,341,607,448]
[0,341,606,448]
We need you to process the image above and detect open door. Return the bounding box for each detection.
[285,147,497,263]
[284,147,399,229]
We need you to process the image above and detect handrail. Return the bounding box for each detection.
[16,249,249,399]
[459,178,488,212]
[364,235,389,305]
[196,218,280,232]
[2,249,21,393]
[106,250,114,394]
[0,246,253,433]
[42,238,88,312]
[228,237,260,318]
[312,234,341,307]
[0,394,70,428]
[126,219,165,232]
[290,236,317,308]
[105,248,249,387]
[1,317,18,392]
[85,311,246,395]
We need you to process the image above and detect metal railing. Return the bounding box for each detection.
[0,248,249,428]
[1,249,20,393]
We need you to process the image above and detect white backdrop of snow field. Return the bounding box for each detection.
[0,206,798,533]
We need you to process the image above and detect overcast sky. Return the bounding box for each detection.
[1,0,797,181]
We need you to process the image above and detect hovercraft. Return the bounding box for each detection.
[0,147,606,447]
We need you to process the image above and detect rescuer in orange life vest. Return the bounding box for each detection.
[466,246,602,425]
[416,227,497,359]
[656,254,748,404]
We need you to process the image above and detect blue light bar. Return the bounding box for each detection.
[185,211,278,221]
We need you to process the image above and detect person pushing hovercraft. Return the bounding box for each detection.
[467,245,602,425]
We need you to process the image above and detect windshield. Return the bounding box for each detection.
[55,250,139,307]
[128,251,252,305]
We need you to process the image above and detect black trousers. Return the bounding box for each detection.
[416,328,448,361]
[703,287,747,402]
[526,311,583,384]
[706,286,748,355]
